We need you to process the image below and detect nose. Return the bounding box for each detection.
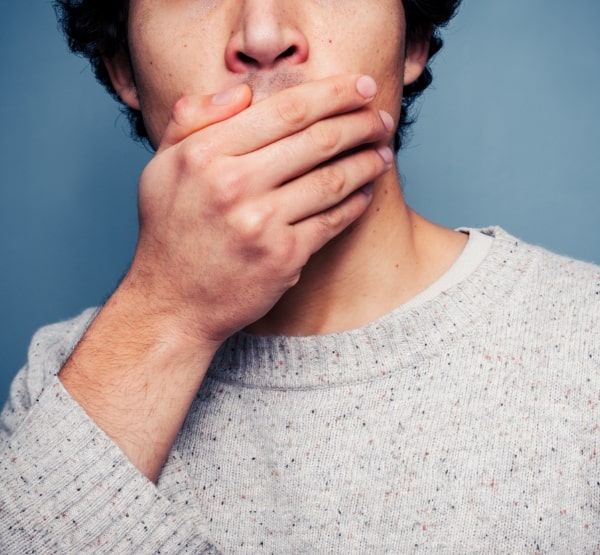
[225,1,309,73]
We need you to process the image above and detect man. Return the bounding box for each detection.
[1,0,598,552]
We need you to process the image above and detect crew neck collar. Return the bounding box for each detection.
[207,227,533,389]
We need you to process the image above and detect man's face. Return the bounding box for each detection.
[112,0,425,147]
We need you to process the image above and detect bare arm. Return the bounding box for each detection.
[59,74,394,482]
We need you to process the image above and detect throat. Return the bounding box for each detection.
[247,202,469,337]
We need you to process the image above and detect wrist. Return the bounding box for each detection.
[58,273,221,481]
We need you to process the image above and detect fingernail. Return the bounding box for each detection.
[360,182,374,196]
[213,84,243,105]
[376,146,394,165]
[356,76,377,99]
[379,110,395,133]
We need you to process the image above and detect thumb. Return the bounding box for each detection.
[157,84,252,153]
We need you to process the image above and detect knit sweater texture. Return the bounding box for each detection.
[0,227,599,553]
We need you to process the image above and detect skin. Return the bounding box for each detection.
[59,0,467,482]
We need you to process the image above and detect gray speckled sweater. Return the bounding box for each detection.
[1,227,599,554]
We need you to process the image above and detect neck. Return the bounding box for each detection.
[248,167,468,336]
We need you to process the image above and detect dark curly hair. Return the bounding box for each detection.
[54,0,461,149]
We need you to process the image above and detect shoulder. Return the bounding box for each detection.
[485,226,599,297]
[484,226,599,357]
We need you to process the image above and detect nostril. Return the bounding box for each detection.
[237,51,257,66]
[236,45,297,67]
[226,33,307,73]
[276,46,296,61]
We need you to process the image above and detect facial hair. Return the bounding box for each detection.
[244,70,306,104]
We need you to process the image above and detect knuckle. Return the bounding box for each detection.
[276,268,302,291]
[319,206,346,230]
[364,109,385,139]
[316,165,346,197]
[366,150,385,175]
[178,141,211,174]
[231,203,274,241]
[171,96,193,126]
[328,78,347,104]
[310,123,341,153]
[283,272,302,289]
[217,169,246,207]
[276,94,309,126]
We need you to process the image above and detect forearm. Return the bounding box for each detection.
[59,277,220,482]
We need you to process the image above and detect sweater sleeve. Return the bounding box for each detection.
[0,311,220,554]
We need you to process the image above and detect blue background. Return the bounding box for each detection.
[1,1,599,404]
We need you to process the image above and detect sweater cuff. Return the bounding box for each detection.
[1,377,218,553]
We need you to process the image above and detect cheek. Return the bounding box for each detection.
[129,56,177,145]
[317,10,405,119]
[313,1,405,70]
[128,25,216,144]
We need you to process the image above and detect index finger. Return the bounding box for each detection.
[212,74,379,155]
[157,84,253,154]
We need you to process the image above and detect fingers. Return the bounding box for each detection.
[277,145,394,224]
[157,84,252,153]
[210,74,384,155]
[238,107,395,189]
[291,182,376,260]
